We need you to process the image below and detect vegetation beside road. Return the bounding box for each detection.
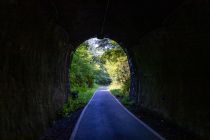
[59,38,132,117]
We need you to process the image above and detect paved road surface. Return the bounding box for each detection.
[70,87,164,140]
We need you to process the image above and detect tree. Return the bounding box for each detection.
[70,43,96,89]
[101,45,130,95]
[70,43,112,91]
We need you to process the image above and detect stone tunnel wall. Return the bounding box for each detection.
[132,1,209,138]
[0,2,70,139]
[0,0,209,139]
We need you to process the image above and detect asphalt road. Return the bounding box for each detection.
[70,87,164,140]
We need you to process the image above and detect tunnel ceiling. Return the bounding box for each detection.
[1,0,182,45]
[51,0,183,44]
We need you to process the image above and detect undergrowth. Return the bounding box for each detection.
[110,88,134,107]
[57,84,99,117]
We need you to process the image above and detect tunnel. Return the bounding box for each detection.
[0,0,209,139]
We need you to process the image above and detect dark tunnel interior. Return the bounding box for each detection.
[0,0,209,139]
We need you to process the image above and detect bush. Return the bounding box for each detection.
[95,70,112,85]
[121,78,130,95]
[71,90,79,99]
[110,89,124,97]
[60,84,98,117]
[110,88,134,107]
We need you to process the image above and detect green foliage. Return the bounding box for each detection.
[101,46,125,63]
[121,78,130,95]
[59,38,131,117]
[110,89,134,107]
[70,43,96,89]
[100,43,132,106]
[61,84,99,117]
[63,43,104,117]
[110,89,124,97]
[70,43,111,88]
[95,69,112,85]
[59,42,112,117]
[101,45,131,95]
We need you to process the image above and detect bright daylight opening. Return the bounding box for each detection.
[62,38,131,116]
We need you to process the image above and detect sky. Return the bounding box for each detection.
[86,38,106,56]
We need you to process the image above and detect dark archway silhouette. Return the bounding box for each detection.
[0,0,209,139]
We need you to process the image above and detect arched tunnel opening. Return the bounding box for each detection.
[0,0,209,140]
[66,37,133,112]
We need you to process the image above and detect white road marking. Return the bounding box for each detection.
[69,89,98,140]
[108,90,165,140]
[70,88,165,140]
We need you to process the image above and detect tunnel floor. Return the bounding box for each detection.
[39,88,202,140]
[70,87,164,140]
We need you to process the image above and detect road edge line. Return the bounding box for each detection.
[108,90,165,140]
[69,88,99,140]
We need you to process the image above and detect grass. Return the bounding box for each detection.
[109,83,134,107]
[59,84,99,117]
[58,82,133,117]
